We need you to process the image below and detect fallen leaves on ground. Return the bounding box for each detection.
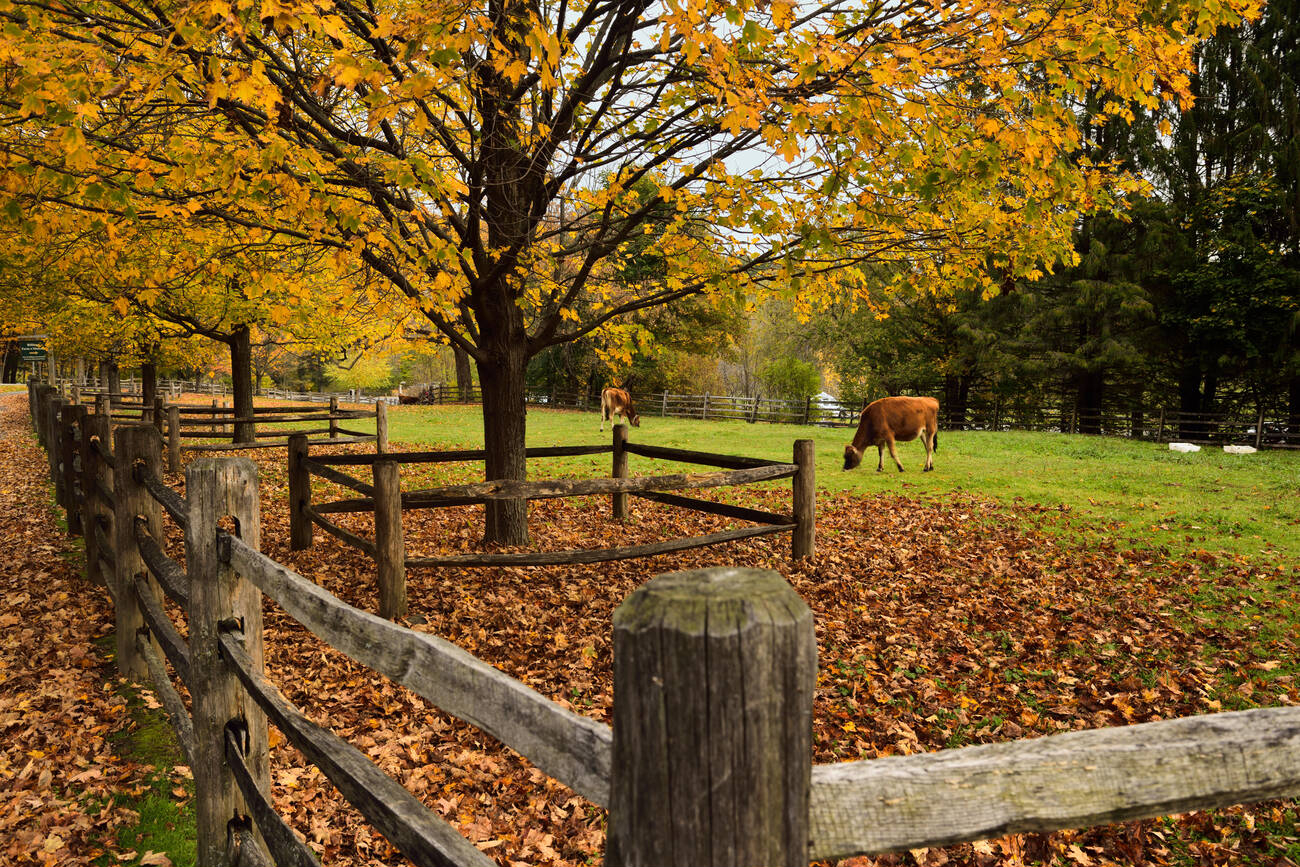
[4,393,1298,866]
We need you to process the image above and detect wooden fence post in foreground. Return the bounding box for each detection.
[372,459,407,619]
[329,396,340,439]
[375,400,388,453]
[61,403,86,536]
[792,438,815,560]
[612,424,629,520]
[607,567,816,867]
[187,458,269,867]
[167,405,181,474]
[113,424,164,680]
[287,433,313,551]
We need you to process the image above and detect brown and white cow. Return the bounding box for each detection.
[843,396,939,472]
[600,387,641,431]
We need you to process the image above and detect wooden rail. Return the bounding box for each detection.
[28,379,1300,867]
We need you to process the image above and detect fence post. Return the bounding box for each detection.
[96,393,108,424]
[612,424,629,520]
[186,458,269,867]
[1156,408,1166,442]
[47,392,65,498]
[329,396,340,439]
[112,424,165,680]
[792,438,815,560]
[375,400,388,453]
[153,396,166,435]
[1256,409,1266,449]
[372,460,406,619]
[167,405,181,473]
[61,404,86,536]
[701,392,709,420]
[80,411,110,587]
[661,391,667,417]
[607,567,816,867]
[750,395,759,423]
[287,433,313,551]
[210,398,219,435]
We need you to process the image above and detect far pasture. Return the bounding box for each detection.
[381,402,1300,564]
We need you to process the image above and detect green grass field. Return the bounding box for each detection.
[376,402,1300,565]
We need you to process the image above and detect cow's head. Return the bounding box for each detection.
[843,444,863,470]
[628,409,641,427]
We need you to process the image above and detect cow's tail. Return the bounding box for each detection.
[933,430,939,452]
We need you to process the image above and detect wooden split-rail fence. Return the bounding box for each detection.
[287,427,816,618]
[23,380,1300,867]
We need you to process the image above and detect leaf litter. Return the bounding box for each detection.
[2,393,1298,866]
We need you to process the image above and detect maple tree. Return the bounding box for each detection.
[0,0,1259,540]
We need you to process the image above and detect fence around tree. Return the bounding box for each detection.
[287,426,817,619]
[24,377,1300,867]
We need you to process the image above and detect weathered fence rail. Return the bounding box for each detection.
[288,425,815,618]
[24,379,1300,867]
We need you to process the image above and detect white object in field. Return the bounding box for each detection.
[1223,445,1258,455]
[1168,442,1201,453]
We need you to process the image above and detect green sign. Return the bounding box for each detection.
[17,338,46,362]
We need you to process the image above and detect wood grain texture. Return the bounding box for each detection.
[80,413,110,587]
[612,425,628,520]
[394,463,798,505]
[132,573,192,687]
[375,401,388,453]
[183,435,374,451]
[607,567,817,867]
[792,439,815,559]
[404,524,793,568]
[226,536,613,806]
[372,461,406,619]
[134,517,190,607]
[224,728,320,867]
[60,404,85,535]
[113,424,165,680]
[308,444,613,467]
[135,633,195,768]
[303,459,375,496]
[141,470,190,533]
[807,706,1300,860]
[167,405,181,473]
[622,442,787,469]
[219,631,496,867]
[287,434,313,551]
[187,458,269,867]
[629,490,794,526]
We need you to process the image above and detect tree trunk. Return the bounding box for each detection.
[1075,369,1104,435]
[1,341,17,383]
[454,345,473,402]
[141,361,157,408]
[1177,356,1202,439]
[477,347,530,545]
[1288,373,1300,437]
[106,360,121,396]
[229,325,256,444]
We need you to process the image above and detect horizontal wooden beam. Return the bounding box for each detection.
[223,729,320,867]
[218,630,495,867]
[630,490,795,526]
[135,634,195,769]
[182,435,375,452]
[302,460,375,497]
[808,705,1300,860]
[622,442,788,469]
[140,472,189,532]
[405,523,792,568]
[134,518,190,607]
[304,507,376,557]
[132,574,191,687]
[225,537,613,807]
[307,443,612,467]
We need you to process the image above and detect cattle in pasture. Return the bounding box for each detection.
[601,387,641,430]
[843,396,939,472]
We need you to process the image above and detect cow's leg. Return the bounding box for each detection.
[886,435,904,472]
[922,430,935,471]
[876,445,885,472]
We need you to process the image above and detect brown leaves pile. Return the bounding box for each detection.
[5,394,1298,866]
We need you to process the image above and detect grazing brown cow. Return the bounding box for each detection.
[843,396,939,472]
[600,387,641,430]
